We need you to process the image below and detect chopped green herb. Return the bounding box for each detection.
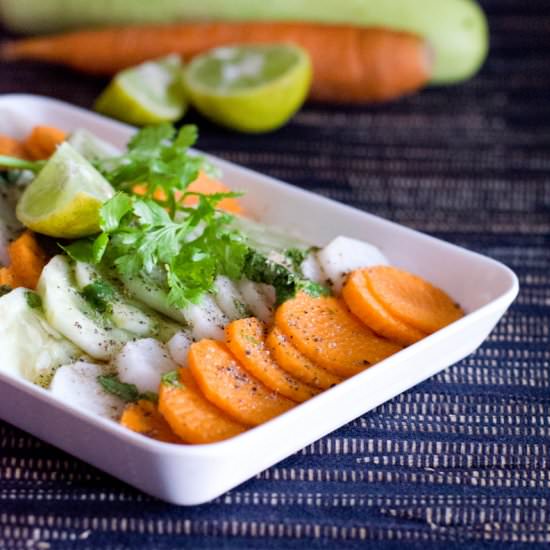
[94,123,213,217]
[0,156,45,173]
[243,249,330,305]
[97,375,140,402]
[81,280,115,313]
[284,247,308,272]
[25,291,42,309]
[161,370,182,387]
[140,391,159,404]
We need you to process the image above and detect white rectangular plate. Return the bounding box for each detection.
[0,94,519,505]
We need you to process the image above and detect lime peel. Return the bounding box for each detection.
[16,142,115,239]
[184,44,312,133]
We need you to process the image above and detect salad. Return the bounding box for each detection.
[0,124,464,445]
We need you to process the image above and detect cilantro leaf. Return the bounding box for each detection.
[97,374,159,403]
[95,123,203,217]
[81,280,115,313]
[97,375,140,402]
[100,192,133,232]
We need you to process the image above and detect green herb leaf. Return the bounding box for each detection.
[0,155,44,173]
[97,375,140,402]
[100,192,133,232]
[161,370,181,387]
[25,291,42,309]
[81,280,115,313]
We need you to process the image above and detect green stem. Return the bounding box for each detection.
[0,155,44,173]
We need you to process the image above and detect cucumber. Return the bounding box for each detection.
[37,255,133,360]
[0,287,82,387]
[49,360,124,420]
[75,261,179,340]
[0,0,488,82]
[117,271,186,324]
[231,216,313,256]
[117,269,228,340]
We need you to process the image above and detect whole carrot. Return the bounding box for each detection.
[1,22,432,102]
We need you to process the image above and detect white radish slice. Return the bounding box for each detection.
[183,293,229,341]
[115,338,176,394]
[213,275,249,320]
[237,280,274,324]
[50,361,124,420]
[167,330,193,367]
[300,252,326,284]
[317,236,389,293]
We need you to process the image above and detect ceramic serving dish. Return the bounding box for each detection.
[0,94,519,505]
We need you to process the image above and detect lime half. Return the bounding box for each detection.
[94,55,187,126]
[16,142,115,238]
[184,44,312,133]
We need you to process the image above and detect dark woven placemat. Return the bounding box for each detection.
[1,1,549,548]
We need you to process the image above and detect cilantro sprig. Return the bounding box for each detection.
[66,191,249,308]
[95,123,217,217]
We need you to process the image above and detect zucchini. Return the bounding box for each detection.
[0,0,488,82]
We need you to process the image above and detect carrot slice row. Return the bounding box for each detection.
[23,125,66,160]
[158,368,247,444]
[188,339,295,426]
[342,269,427,345]
[120,399,183,444]
[275,293,402,377]
[225,317,320,403]
[364,266,464,334]
[266,327,343,390]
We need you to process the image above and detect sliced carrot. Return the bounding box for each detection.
[120,399,184,444]
[185,171,243,214]
[158,368,247,444]
[188,339,295,426]
[132,171,243,214]
[342,269,427,345]
[365,266,464,334]
[275,293,402,377]
[225,317,320,403]
[8,230,48,289]
[23,126,66,160]
[266,326,343,390]
[0,267,16,287]
[0,134,27,160]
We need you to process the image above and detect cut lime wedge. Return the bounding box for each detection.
[184,44,312,133]
[94,55,187,126]
[16,142,114,238]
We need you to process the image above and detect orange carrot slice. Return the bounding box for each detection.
[158,368,247,444]
[342,269,427,345]
[188,339,295,426]
[266,326,343,390]
[0,134,27,160]
[120,399,184,444]
[0,267,16,288]
[365,266,464,334]
[185,171,243,214]
[275,293,402,377]
[23,126,66,160]
[225,317,320,403]
[8,230,48,289]
[132,171,243,214]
